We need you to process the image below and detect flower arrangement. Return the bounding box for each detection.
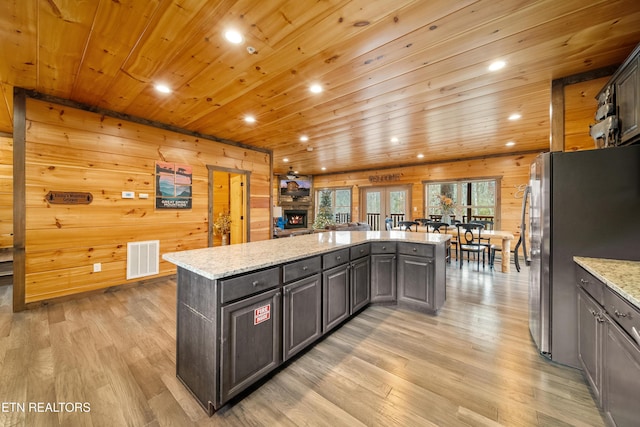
[437,194,456,214]
[213,211,232,236]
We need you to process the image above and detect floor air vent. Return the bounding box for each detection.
[127,240,160,280]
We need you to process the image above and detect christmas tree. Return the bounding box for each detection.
[312,190,336,229]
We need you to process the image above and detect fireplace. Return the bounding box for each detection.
[283,210,308,229]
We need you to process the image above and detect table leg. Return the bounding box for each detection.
[501,239,511,273]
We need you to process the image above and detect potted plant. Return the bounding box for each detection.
[213,211,232,245]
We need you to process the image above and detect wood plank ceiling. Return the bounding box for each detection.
[1,0,640,176]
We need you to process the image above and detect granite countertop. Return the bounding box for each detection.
[574,257,640,310]
[163,230,450,280]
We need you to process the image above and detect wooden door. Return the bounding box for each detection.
[230,174,245,244]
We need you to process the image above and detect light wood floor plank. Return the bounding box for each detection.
[0,264,606,426]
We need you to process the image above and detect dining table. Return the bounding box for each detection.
[413,225,515,273]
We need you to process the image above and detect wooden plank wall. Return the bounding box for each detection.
[312,153,539,238]
[0,136,12,249]
[23,98,271,303]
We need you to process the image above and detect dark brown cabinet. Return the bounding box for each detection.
[370,242,396,303]
[577,286,604,405]
[220,288,281,403]
[322,263,350,333]
[396,242,445,313]
[575,262,640,427]
[615,56,640,144]
[283,273,322,360]
[603,316,640,427]
[350,256,370,314]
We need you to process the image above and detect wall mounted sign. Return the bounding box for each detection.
[368,173,401,183]
[45,191,93,205]
[155,162,193,209]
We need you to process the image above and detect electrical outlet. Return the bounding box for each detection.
[139,193,149,199]
[122,191,135,199]
[93,263,101,273]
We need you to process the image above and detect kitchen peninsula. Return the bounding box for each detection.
[163,231,449,414]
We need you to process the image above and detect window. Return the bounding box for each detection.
[315,188,352,223]
[424,179,499,222]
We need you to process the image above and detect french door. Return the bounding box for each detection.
[361,185,411,230]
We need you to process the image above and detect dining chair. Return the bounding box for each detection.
[384,217,393,231]
[429,222,452,263]
[398,220,419,231]
[456,223,487,270]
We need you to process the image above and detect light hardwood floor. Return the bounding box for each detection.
[0,262,605,426]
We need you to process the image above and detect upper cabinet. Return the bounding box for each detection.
[594,43,640,147]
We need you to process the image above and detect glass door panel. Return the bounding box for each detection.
[361,186,410,230]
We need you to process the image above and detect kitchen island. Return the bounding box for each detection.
[574,257,640,427]
[163,231,450,415]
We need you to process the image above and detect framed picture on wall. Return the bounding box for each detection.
[155,162,193,209]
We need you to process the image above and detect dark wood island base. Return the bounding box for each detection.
[164,231,449,415]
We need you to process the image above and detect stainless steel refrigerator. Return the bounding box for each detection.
[527,144,640,368]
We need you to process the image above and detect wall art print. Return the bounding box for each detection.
[155,162,193,209]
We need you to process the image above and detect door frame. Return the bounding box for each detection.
[360,184,412,230]
[207,165,251,246]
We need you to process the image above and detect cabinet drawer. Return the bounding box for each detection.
[283,256,321,283]
[604,286,640,345]
[350,244,370,260]
[220,267,280,304]
[323,248,350,269]
[575,265,604,305]
[371,241,396,254]
[397,242,434,258]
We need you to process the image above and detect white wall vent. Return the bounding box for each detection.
[127,240,160,280]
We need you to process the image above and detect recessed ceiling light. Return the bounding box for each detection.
[154,83,172,94]
[390,137,399,143]
[505,141,516,147]
[417,153,424,159]
[321,167,326,171]
[508,113,521,120]
[244,115,256,123]
[224,29,243,44]
[488,60,506,71]
[283,158,289,163]
[309,84,323,94]
[300,135,309,142]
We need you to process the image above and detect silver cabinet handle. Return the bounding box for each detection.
[614,309,628,318]
[382,246,386,250]
[580,278,588,285]
[632,327,640,347]
[412,247,417,252]
[302,266,308,270]
[336,255,341,260]
[252,280,259,287]
[588,309,597,317]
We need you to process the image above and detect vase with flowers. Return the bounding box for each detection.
[213,211,232,245]
[437,194,457,224]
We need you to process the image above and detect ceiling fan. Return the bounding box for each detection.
[285,166,299,180]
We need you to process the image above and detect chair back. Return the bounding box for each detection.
[429,222,449,233]
[398,220,418,231]
[470,219,494,231]
[456,223,484,246]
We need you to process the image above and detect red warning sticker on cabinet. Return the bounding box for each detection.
[254,304,271,325]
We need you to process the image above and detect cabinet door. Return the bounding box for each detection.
[283,274,322,361]
[616,57,640,143]
[604,316,640,427]
[371,254,396,303]
[350,257,370,314]
[397,254,434,311]
[322,264,350,333]
[577,287,604,405]
[220,288,281,404]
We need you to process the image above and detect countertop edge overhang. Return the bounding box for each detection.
[574,256,640,310]
[163,230,450,280]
